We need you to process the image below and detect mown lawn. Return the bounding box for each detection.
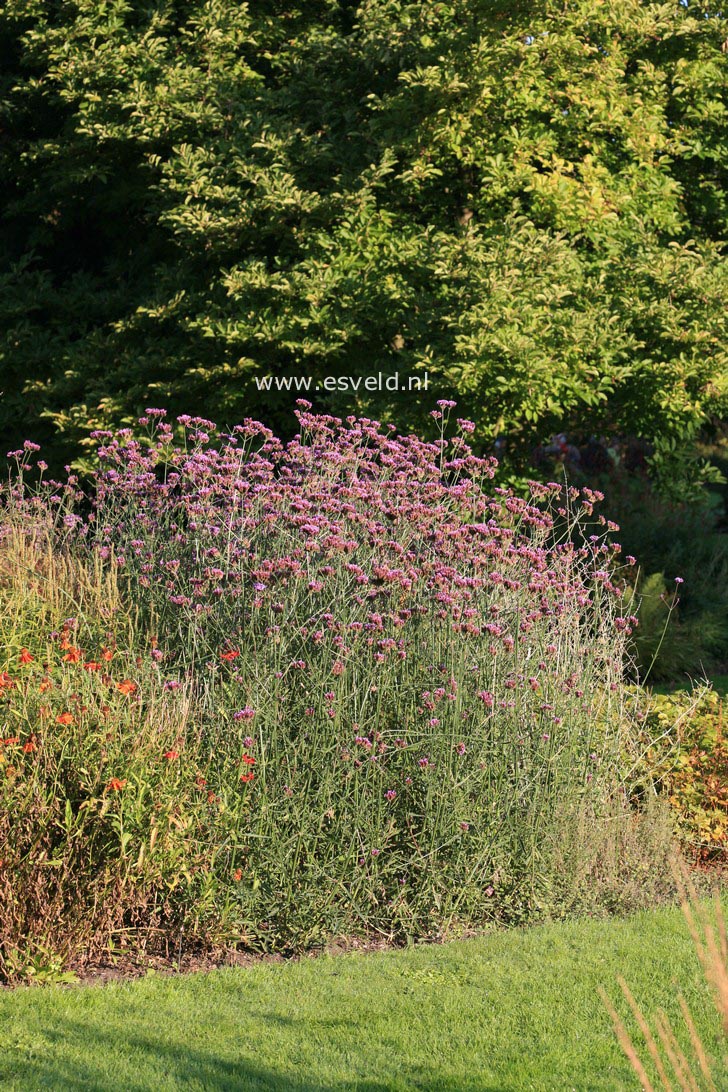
[1,903,725,1091]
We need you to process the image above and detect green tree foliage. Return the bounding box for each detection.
[1,0,727,480]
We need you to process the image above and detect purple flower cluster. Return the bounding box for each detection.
[84,404,626,624]
[6,404,635,798]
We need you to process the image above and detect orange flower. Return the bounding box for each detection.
[220,649,240,662]
[101,647,114,662]
[56,712,74,726]
[106,777,127,792]
[39,677,52,693]
[22,738,37,754]
[116,679,137,696]
[163,749,180,761]
[239,772,255,784]
[0,672,15,691]
[233,868,243,881]
[19,648,34,664]
[241,754,255,766]
[63,647,82,663]
[195,775,208,789]
[83,661,102,672]
[2,737,20,746]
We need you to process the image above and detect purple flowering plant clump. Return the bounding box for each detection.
[0,403,654,967]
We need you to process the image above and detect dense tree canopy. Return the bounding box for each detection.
[1,0,727,482]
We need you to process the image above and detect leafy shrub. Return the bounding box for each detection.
[0,406,675,981]
[631,690,727,861]
[1,0,727,488]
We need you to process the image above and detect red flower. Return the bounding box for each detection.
[239,772,255,783]
[83,661,102,672]
[19,649,34,664]
[220,649,240,662]
[107,777,127,792]
[194,775,207,789]
[22,738,37,754]
[163,749,180,761]
[241,754,256,766]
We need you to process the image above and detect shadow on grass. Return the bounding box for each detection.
[3,1017,500,1091]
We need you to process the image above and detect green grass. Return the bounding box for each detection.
[1,904,726,1091]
